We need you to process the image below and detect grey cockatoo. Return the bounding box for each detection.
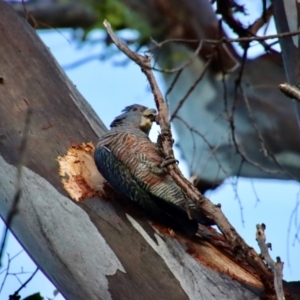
[94,104,214,236]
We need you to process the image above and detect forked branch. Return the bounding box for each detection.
[103,20,284,295]
[256,224,285,300]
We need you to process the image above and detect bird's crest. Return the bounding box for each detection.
[110,104,148,128]
[122,104,147,113]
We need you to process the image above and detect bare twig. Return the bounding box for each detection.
[0,109,32,267]
[103,19,274,289]
[256,224,285,300]
[216,0,273,52]
[247,5,273,36]
[279,83,300,103]
[228,57,288,177]
[0,251,23,293]
[170,55,213,121]
[151,41,203,74]
[150,29,300,49]
[231,163,245,226]
[173,115,228,176]
[287,194,300,268]
[240,87,296,181]
[228,46,250,173]
[165,70,183,105]
[250,179,261,207]
[10,267,39,297]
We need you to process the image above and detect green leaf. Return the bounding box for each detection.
[84,0,154,41]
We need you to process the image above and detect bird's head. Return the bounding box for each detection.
[110,104,157,135]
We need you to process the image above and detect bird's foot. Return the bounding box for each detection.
[161,156,178,168]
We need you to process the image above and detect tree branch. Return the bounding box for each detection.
[103,19,278,293]
[279,83,300,103]
[10,2,97,29]
[256,224,285,300]
[149,29,300,49]
[10,267,39,298]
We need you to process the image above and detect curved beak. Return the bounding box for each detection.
[143,108,157,122]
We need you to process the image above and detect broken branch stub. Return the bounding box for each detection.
[256,224,285,300]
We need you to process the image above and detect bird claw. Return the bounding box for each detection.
[161,156,179,168]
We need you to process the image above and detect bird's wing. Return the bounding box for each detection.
[97,131,180,200]
[94,144,198,236]
[97,131,215,226]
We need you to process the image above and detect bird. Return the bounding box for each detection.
[94,104,215,236]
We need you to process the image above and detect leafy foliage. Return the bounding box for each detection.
[85,0,152,41]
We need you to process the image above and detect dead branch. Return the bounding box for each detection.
[248,5,273,36]
[170,55,213,121]
[10,267,39,299]
[279,83,300,103]
[165,70,183,105]
[256,224,285,300]
[149,29,300,50]
[103,19,277,292]
[228,66,289,177]
[216,0,273,52]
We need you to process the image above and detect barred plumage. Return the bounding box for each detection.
[94,104,214,235]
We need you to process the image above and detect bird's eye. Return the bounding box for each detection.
[132,107,138,111]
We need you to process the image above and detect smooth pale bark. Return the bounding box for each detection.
[0,1,286,300]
